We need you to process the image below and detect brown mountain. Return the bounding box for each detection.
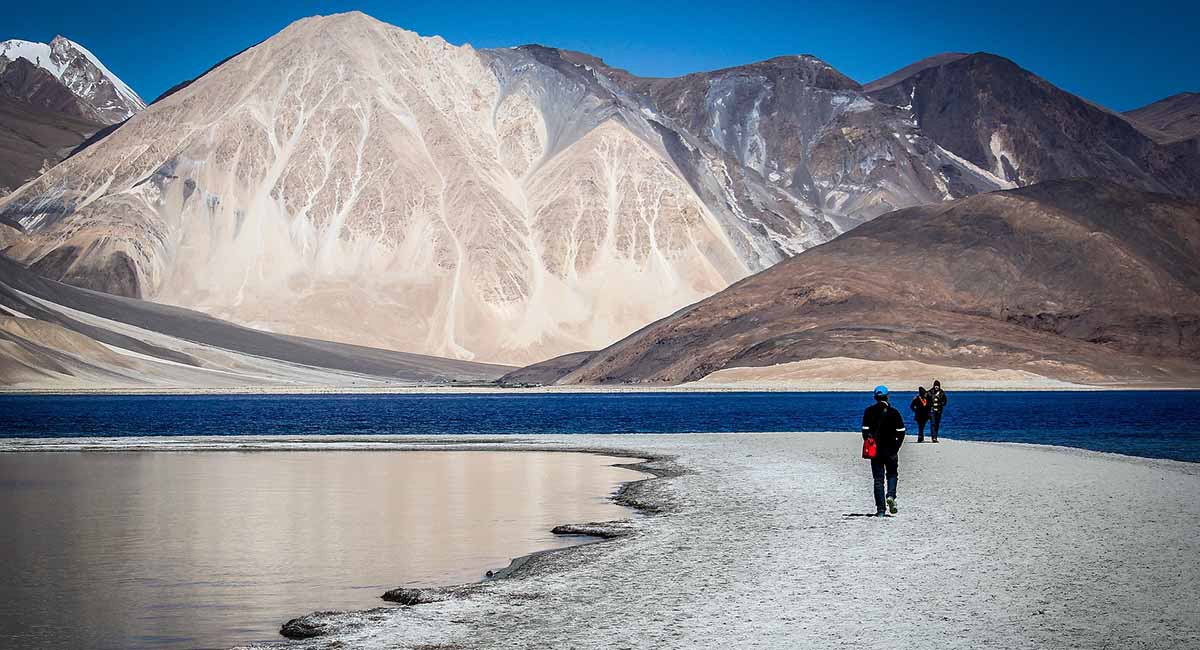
[1125,92,1200,144]
[867,53,1200,198]
[861,52,968,94]
[0,95,101,196]
[543,47,1004,224]
[505,179,1200,387]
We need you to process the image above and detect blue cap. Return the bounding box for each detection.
[873,385,889,397]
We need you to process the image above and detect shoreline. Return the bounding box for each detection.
[247,435,1200,648]
[273,448,676,642]
[3,435,1198,649]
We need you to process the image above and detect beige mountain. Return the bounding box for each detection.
[0,13,771,365]
[0,255,510,389]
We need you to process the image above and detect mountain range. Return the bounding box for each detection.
[507,179,1200,387]
[0,12,1197,388]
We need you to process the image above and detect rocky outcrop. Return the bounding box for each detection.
[380,586,444,605]
[280,613,333,639]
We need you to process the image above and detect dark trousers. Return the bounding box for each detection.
[871,453,898,513]
[930,411,943,440]
[916,418,928,441]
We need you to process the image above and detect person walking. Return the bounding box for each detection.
[862,385,906,517]
[910,386,932,442]
[928,380,948,442]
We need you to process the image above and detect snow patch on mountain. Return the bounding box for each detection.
[58,37,145,113]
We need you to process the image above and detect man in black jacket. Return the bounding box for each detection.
[862,385,906,516]
[910,386,932,442]
[928,380,948,442]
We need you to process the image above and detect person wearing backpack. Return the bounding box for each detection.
[910,386,932,442]
[862,385,906,517]
[928,380,948,442]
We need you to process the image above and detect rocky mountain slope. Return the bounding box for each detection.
[0,256,509,389]
[0,96,101,196]
[867,53,1200,196]
[1125,92,1200,144]
[505,179,1200,387]
[861,52,968,94]
[1,15,1195,369]
[0,13,1009,365]
[541,49,1004,223]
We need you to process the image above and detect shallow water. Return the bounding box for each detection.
[0,451,642,650]
[1,391,1198,461]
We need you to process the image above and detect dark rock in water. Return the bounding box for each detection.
[280,614,328,639]
[381,587,437,606]
[551,521,632,539]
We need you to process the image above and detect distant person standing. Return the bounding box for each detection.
[928,380,948,442]
[910,386,932,442]
[862,386,906,517]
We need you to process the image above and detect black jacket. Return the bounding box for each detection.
[929,388,948,413]
[910,394,932,421]
[862,401,906,457]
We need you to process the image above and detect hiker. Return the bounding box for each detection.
[910,386,932,442]
[928,380,948,442]
[862,385,906,517]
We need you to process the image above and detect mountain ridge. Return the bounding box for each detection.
[1125,92,1200,144]
[2,12,1196,370]
[504,178,1200,387]
[866,52,1200,197]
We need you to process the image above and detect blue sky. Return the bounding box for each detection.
[6,0,1198,110]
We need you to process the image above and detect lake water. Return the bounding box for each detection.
[2,391,1198,648]
[1,391,1198,461]
[0,451,643,650]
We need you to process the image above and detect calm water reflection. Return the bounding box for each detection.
[0,451,642,649]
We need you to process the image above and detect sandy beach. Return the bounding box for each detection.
[8,433,1197,649]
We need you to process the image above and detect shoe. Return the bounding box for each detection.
[931,438,939,443]
[917,438,924,443]
[876,511,889,518]
[886,497,898,515]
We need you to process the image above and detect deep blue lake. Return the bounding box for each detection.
[1,391,1198,462]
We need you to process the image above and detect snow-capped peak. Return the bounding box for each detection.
[52,36,146,112]
[0,38,60,74]
[0,35,146,122]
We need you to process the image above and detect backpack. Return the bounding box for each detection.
[862,404,891,459]
[862,437,877,459]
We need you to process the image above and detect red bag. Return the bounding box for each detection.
[862,437,877,459]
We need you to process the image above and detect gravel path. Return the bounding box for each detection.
[153,432,1199,649]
